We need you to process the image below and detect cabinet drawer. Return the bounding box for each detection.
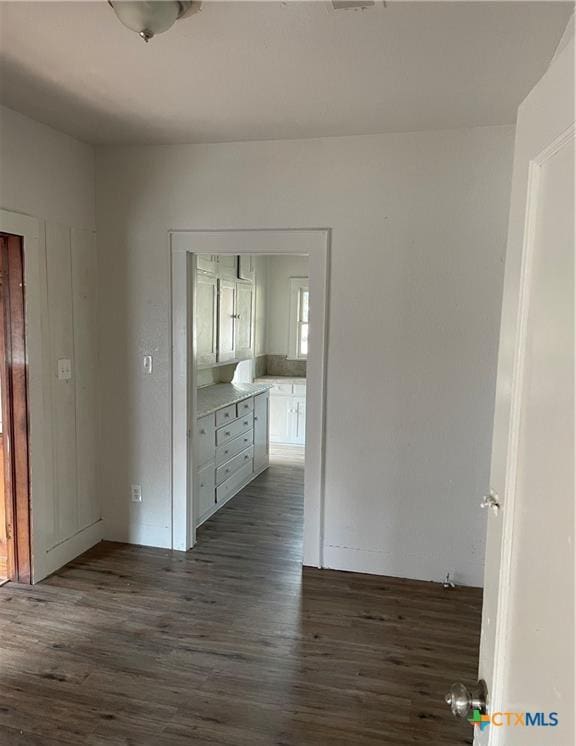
[198,462,215,517]
[216,428,253,466]
[216,414,253,445]
[216,459,253,504]
[236,397,254,417]
[197,413,216,466]
[271,382,293,395]
[216,404,237,427]
[216,445,254,486]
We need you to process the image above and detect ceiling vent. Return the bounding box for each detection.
[332,1,378,10]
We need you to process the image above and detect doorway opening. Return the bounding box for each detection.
[0,233,32,584]
[170,229,329,563]
[192,253,310,557]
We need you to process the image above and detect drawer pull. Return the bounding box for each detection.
[225,449,229,454]
[200,482,204,488]
[200,429,206,435]
[254,416,259,421]
[244,455,249,460]
[243,421,249,426]
[224,413,230,418]
[225,431,231,436]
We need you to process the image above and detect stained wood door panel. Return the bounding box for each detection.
[0,435,6,577]
[0,461,481,745]
[0,234,31,583]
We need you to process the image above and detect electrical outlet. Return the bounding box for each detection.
[131,484,142,503]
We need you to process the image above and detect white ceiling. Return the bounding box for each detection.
[0,1,572,145]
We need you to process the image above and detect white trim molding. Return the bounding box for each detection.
[170,228,330,567]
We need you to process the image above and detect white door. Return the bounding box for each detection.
[473,29,574,746]
[195,273,218,367]
[217,279,236,362]
[235,282,254,360]
[253,392,269,472]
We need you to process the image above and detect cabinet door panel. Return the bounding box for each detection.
[235,282,254,360]
[218,255,238,279]
[217,279,236,362]
[197,254,217,275]
[254,392,269,471]
[196,274,218,366]
[238,255,254,281]
[198,462,216,518]
[269,395,290,444]
[291,396,306,445]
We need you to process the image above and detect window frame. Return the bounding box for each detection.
[287,276,310,360]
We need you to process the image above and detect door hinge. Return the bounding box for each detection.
[6,523,13,540]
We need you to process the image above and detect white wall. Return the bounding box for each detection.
[0,105,100,580]
[96,126,514,586]
[265,255,309,356]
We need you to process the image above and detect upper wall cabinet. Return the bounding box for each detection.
[195,255,256,367]
[238,255,255,282]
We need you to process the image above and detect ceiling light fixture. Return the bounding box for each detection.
[108,1,202,43]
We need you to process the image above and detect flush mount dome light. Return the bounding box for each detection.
[109,1,202,43]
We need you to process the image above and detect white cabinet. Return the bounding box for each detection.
[265,380,306,445]
[195,274,218,367]
[196,391,269,527]
[253,392,269,472]
[217,279,236,362]
[235,282,254,360]
[195,255,256,365]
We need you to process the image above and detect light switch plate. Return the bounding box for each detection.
[57,358,72,380]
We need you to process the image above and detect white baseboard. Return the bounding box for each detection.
[323,544,482,588]
[35,519,103,582]
[103,521,171,550]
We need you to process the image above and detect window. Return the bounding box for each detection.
[288,277,309,360]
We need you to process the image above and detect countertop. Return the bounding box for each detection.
[197,383,272,418]
[254,376,307,384]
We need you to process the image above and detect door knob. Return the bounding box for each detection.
[481,491,501,514]
[445,680,487,719]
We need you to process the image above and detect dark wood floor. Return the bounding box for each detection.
[0,460,482,745]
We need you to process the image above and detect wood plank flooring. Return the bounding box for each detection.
[0,460,482,745]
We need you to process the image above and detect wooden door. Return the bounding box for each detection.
[475,31,574,746]
[235,282,254,360]
[195,273,218,367]
[217,279,236,362]
[0,234,31,583]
